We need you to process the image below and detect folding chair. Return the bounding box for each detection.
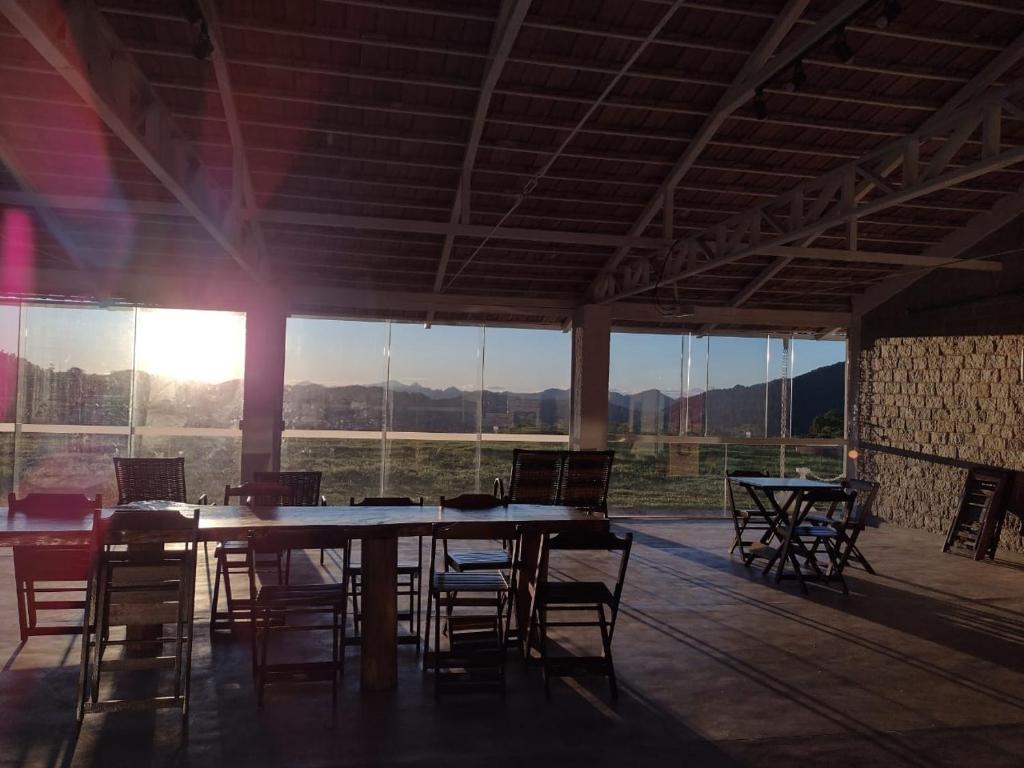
[440,494,513,573]
[344,496,424,649]
[210,481,294,637]
[781,488,853,595]
[529,530,633,702]
[802,480,877,578]
[494,449,564,504]
[559,450,614,516]
[726,470,771,557]
[248,528,349,708]
[424,520,517,697]
[77,507,199,723]
[8,493,100,642]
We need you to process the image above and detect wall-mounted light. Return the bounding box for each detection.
[875,0,902,30]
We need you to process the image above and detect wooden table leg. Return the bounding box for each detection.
[360,535,398,691]
[515,533,542,656]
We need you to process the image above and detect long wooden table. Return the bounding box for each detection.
[0,503,608,691]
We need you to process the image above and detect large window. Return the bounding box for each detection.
[0,302,245,502]
[609,332,846,511]
[282,319,570,502]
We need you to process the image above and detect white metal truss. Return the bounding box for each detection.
[0,0,261,278]
[592,79,1024,304]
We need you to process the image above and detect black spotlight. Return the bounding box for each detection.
[192,19,214,60]
[875,0,901,30]
[833,25,854,62]
[753,87,767,119]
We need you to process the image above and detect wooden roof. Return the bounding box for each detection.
[1,0,1024,335]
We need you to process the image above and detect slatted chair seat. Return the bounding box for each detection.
[445,550,513,570]
[256,583,348,608]
[432,571,509,592]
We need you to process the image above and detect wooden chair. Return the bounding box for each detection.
[558,450,615,515]
[530,531,633,702]
[345,496,424,649]
[8,493,100,642]
[77,507,199,723]
[440,494,512,573]
[786,488,855,594]
[726,470,771,557]
[255,471,326,506]
[248,528,349,708]
[494,449,564,504]
[210,482,294,637]
[424,520,517,697]
[113,456,188,504]
[805,478,878,574]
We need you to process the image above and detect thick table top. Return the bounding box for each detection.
[734,477,843,491]
[0,503,607,546]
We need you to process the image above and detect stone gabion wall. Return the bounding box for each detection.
[858,334,1024,552]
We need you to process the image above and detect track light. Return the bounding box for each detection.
[832,25,854,62]
[753,87,767,120]
[875,0,901,30]
[192,19,214,60]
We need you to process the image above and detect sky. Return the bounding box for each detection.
[0,307,846,395]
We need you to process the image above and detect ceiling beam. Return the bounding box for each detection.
[196,0,267,270]
[852,186,1024,317]
[588,0,863,291]
[433,0,533,297]
[0,0,260,278]
[598,79,1024,302]
[759,246,1002,271]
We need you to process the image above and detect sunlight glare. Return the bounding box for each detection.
[134,309,245,384]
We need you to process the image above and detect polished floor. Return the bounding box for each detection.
[2,520,1024,767]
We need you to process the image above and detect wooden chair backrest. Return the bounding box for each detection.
[440,493,504,510]
[541,531,634,610]
[8,492,101,518]
[507,449,564,504]
[842,478,879,528]
[350,496,423,507]
[113,457,187,504]
[559,450,615,510]
[725,470,768,514]
[223,481,293,507]
[254,471,323,506]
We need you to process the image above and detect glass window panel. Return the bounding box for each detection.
[282,318,388,501]
[133,308,245,429]
[791,339,846,438]
[766,336,789,439]
[785,444,845,480]
[283,318,387,431]
[0,303,18,423]
[608,333,681,438]
[608,441,726,512]
[384,323,481,497]
[482,327,570,437]
[706,336,769,438]
[18,304,134,426]
[683,333,708,436]
[15,432,128,501]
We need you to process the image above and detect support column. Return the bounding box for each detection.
[570,305,611,451]
[240,292,287,480]
[845,316,862,479]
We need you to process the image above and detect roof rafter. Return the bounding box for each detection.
[432,0,534,297]
[588,0,865,295]
[0,0,260,278]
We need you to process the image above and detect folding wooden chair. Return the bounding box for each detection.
[440,494,512,573]
[494,449,564,504]
[8,493,100,642]
[726,470,771,557]
[248,528,349,708]
[424,520,517,697]
[529,530,633,702]
[345,496,424,649]
[77,507,199,723]
[802,479,878,577]
[558,450,614,516]
[210,481,294,637]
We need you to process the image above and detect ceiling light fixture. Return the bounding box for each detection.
[875,0,901,30]
[753,87,768,119]
[192,19,214,60]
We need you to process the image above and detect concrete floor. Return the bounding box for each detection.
[3,520,1024,767]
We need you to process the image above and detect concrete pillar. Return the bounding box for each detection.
[240,293,287,480]
[570,304,611,451]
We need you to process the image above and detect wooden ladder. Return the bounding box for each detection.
[943,468,1010,561]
